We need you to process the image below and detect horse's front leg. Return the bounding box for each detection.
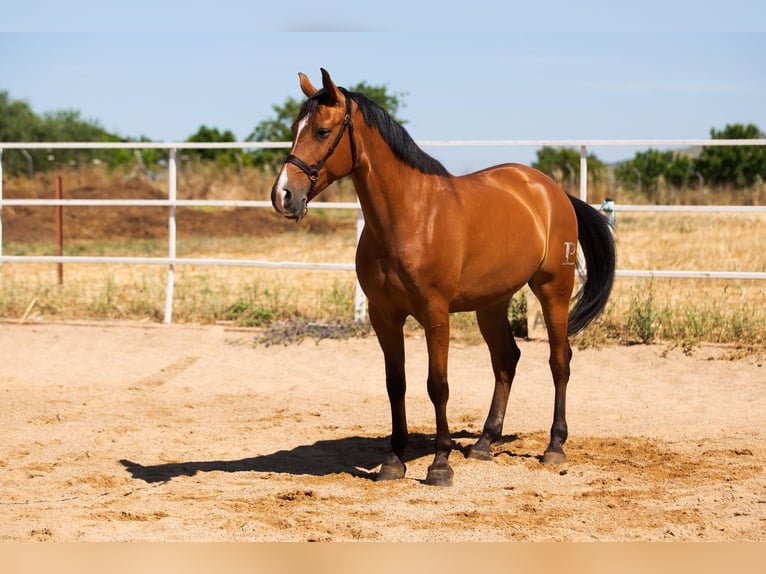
[368,302,409,481]
[422,307,454,486]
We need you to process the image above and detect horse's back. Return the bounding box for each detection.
[456,162,577,252]
[461,163,572,214]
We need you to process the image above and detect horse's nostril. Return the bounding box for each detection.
[283,189,293,205]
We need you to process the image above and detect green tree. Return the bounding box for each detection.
[0,91,43,176]
[0,91,42,140]
[38,109,119,170]
[184,124,240,166]
[349,81,406,123]
[0,91,139,175]
[532,146,606,189]
[246,81,407,172]
[694,123,766,187]
[244,97,300,171]
[40,109,108,141]
[664,153,694,188]
[615,148,693,194]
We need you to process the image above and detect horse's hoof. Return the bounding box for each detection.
[424,466,454,487]
[467,445,493,461]
[542,450,566,465]
[376,462,406,481]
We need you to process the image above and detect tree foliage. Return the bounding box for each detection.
[614,123,765,194]
[614,149,694,194]
[2,88,764,196]
[0,90,157,176]
[0,91,40,141]
[532,146,606,189]
[246,81,407,172]
[184,124,241,166]
[695,123,766,187]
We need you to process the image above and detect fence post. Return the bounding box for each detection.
[579,145,588,202]
[601,196,616,228]
[525,288,547,340]
[163,148,177,324]
[0,148,3,272]
[353,207,367,322]
[55,176,63,285]
[577,145,588,290]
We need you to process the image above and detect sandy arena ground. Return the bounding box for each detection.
[1,321,764,541]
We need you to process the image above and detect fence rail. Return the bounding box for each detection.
[2,139,765,323]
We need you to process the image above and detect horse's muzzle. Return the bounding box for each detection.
[271,185,308,221]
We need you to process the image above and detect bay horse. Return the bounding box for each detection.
[271,69,615,486]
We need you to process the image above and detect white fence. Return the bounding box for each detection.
[1,139,765,324]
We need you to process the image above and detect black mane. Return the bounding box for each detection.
[298,89,450,176]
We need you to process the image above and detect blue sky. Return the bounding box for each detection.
[1,1,765,172]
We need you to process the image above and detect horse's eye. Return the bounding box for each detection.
[317,128,332,139]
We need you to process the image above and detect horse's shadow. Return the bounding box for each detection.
[119,430,509,484]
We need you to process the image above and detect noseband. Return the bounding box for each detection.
[284,88,357,203]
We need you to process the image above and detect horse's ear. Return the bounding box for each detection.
[320,68,340,106]
[299,73,318,98]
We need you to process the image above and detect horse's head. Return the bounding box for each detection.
[271,69,356,221]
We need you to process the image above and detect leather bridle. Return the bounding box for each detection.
[283,88,357,203]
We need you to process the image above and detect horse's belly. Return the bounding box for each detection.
[447,235,543,308]
[449,270,531,312]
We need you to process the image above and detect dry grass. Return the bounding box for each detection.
[573,211,766,350]
[613,212,765,271]
[174,163,358,203]
[0,232,360,325]
[2,165,765,351]
[7,162,357,203]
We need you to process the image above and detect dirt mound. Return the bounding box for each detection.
[2,178,353,243]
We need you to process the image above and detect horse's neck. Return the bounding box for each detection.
[351,132,438,242]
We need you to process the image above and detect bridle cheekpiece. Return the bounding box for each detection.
[283,88,357,203]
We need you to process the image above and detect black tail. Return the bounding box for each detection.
[567,195,616,335]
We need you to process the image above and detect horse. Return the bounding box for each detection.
[271,69,615,486]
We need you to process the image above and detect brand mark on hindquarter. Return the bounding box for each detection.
[563,242,577,266]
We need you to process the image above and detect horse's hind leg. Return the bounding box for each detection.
[469,300,521,460]
[532,280,574,464]
[368,302,409,481]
